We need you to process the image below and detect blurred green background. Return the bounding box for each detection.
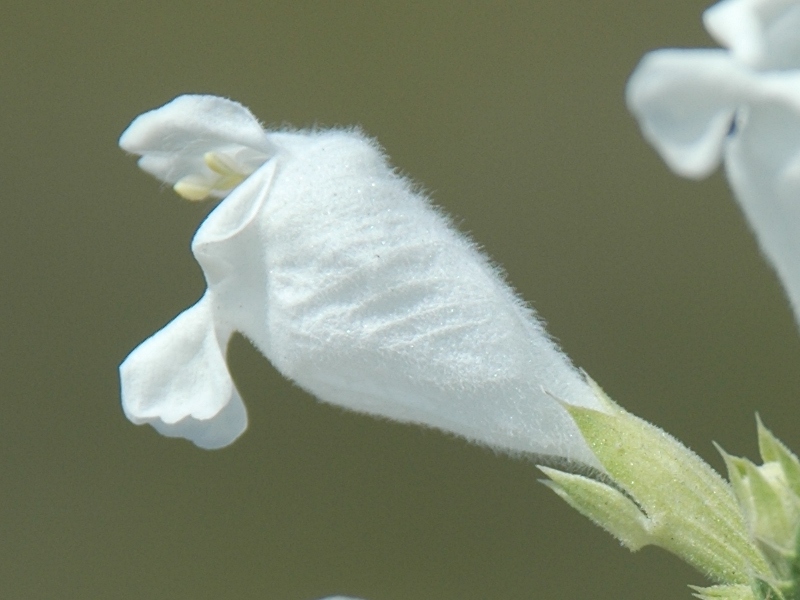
[3,2,800,599]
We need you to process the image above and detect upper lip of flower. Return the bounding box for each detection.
[119,95,276,200]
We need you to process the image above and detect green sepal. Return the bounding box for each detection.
[720,419,800,596]
[690,584,755,600]
[551,377,769,584]
[717,448,797,558]
[538,466,651,550]
[752,577,786,600]
[791,528,800,600]
[756,417,800,501]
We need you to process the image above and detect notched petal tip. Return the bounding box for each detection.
[119,294,247,449]
[149,391,247,450]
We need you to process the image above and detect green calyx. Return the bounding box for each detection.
[689,584,758,600]
[540,378,771,590]
[717,417,800,600]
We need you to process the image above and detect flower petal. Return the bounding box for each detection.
[119,95,272,156]
[241,130,605,466]
[119,293,246,449]
[133,152,205,187]
[193,159,277,262]
[626,6,800,330]
[723,73,800,324]
[703,0,800,69]
[119,95,275,186]
[190,159,277,344]
[626,49,754,179]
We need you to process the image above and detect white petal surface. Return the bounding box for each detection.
[119,95,274,186]
[119,95,272,156]
[627,22,800,331]
[703,0,800,69]
[119,293,247,449]
[240,131,603,466]
[724,73,800,321]
[626,49,751,178]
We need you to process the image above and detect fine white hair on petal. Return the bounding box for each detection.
[119,95,273,156]
[120,95,607,468]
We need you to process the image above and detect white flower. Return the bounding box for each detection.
[703,0,800,69]
[626,0,800,325]
[119,94,606,468]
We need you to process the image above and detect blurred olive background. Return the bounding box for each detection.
[3,2,800,599]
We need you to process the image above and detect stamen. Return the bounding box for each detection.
[174,175,213,201]
[173,152,259,201]
[204,151,246,177]
[203,151,250,194]
[214,172,247,192]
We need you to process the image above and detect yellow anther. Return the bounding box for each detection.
[174,175,213,201]
[214,172,247,191]
[204,152,245,177]
[172,153,254,201]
